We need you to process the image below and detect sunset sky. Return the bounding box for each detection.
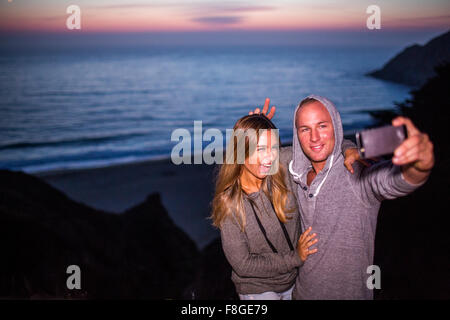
[0,0,449,46]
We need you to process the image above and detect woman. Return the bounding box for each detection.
[211,114,318,300]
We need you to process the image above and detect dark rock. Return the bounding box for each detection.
[370,63,450,299]
[368,30,450,87]
[120,193,199,298]
[183,237,238,300]
[0,170,199,299]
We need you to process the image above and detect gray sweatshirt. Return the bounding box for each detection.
[220,169,303,295]
[287,94,425,300]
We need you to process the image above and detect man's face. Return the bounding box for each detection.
[295,101,335,165]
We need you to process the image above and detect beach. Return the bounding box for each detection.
[36,157,219,250]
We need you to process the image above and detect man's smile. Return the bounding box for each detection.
[310,144,325,153]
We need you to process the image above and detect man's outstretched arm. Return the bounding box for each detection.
[356,117,434,205]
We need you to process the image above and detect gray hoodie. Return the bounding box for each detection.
[287,94,425,300]
[220,174,303,295]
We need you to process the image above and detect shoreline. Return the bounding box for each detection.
[35,155,175,178]
[16,131,358,175]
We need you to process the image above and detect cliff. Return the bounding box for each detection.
[0,170,199,299]
[368,30,450,87]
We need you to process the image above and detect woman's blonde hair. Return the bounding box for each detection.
[211,114,295,231]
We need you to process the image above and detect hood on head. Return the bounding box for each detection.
[289,94,344,191]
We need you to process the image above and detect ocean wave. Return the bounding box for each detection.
[23,89,160,98]
[0,131,155,150]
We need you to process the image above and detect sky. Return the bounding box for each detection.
[0,0,449,46]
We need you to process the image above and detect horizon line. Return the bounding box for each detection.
[1,26,448,35]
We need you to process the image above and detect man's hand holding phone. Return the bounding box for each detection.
[355,116,434,184]
[391,116,434,184]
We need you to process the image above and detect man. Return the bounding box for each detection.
[252,95,434,299]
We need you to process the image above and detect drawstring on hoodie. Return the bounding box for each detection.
[313,154,333,197]
[289,154,334,197]
[289,160,303,181]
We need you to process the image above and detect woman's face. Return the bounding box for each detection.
[243,129,279,180]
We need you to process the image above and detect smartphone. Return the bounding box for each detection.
[355,125,407,159]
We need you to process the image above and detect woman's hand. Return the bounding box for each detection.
[297,227,318,262]
[248,98,276,119]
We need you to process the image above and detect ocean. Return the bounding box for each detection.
[0,45,411,173]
